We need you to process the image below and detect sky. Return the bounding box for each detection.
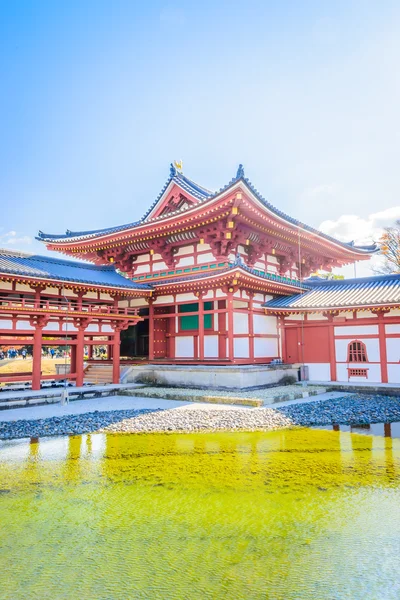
[1,0,400,277]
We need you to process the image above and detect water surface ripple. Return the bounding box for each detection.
[0,427,399,599]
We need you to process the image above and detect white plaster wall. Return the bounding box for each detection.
[254,293,264,302]
[136,253,150,263]
[85,292,98,299]
[215,289,225,298]
[0,281,12,290]
[307,313,327,321]
[285,314,304,321]
[204,335,219,358]
[253,314,277,335]
[16,320,33,330]
[267,255,279,264]
[153,295,174,304]
[197,243,211,253]
[336,363,381,383]
[153,261,168,270]
[386,324,400,334]
[197,252,215,264]
[386,338,400,362]
[233,312,248,334]
[176,256,195,267]
[254,337,278,357]
[357,310,377,319]
[233,300,247,308]
[99,293,112,300]
[135,264,150,274]
[176,293,197,302]
[85,323,100,332]
[388,364,400,383]
[203,290,214,300]
[43,286,58,295]
[176,336,194,358]
[15,283,33,292]
[385,308,400,317]
[254,261,265,270]
[335,338,380,362]
[0,319,12,329]
[127,298,145,307]
[176,245,194,256]
[234,337,249,358]
[306,363,330,381]
[153,253,162,261]
[334,325,378,336]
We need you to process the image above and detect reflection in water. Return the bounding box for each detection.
[0,428,400,599]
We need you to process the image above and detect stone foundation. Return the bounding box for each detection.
[124,364,300,390]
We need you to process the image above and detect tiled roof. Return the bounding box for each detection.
[263,274,400,311]
[0,249,151,290]
[37,164,213,243]
[36,163,376,255]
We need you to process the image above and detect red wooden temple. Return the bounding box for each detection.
[3,163,399,389]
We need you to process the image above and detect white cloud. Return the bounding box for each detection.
[318,206,400,277]
[319,206,400,246]
[0,231,32,247]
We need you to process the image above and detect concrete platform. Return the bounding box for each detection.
[0,383,145,410]
[311,381,400,396]
[125,363,299,389]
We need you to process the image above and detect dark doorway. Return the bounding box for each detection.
[120,307,149,358]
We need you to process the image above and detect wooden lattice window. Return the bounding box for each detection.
[347,340,368,363]
[348,368,368,378]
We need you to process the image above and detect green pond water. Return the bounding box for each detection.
[1,427,400,600]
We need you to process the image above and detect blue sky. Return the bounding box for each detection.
[1,0,400,274]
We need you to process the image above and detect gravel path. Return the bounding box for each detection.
[0,394,399,440]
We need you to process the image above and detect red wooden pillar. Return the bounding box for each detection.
[198,292,205,361]
[32,326,43,391]
[76,327,85,387]
[74,318,90,387]
[70,345,77,374]
[218,300,227,358]
[148,299,155,361]
[113,329,121,384]
[88,342,93,360]
[31,315,49,391]
[326,315,337,381]
[34,287,42,309]
[248,292,254,362]
[227,291,234,361]
[378,312,388,383]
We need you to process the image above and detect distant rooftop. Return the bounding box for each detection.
[264,273,400,311]
[0,249,151,291]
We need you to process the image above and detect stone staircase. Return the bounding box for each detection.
[84,363,113,385]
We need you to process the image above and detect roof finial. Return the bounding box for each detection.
[169,162,177,177]
[174,159,183,173]
[236,164,245,179]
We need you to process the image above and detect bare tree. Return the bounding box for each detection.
[377,220,400,274]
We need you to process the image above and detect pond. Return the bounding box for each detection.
[1,427,400,599]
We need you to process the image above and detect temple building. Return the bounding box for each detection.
[1,163,399,389]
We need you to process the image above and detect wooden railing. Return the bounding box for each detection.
[0,295,140,317]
